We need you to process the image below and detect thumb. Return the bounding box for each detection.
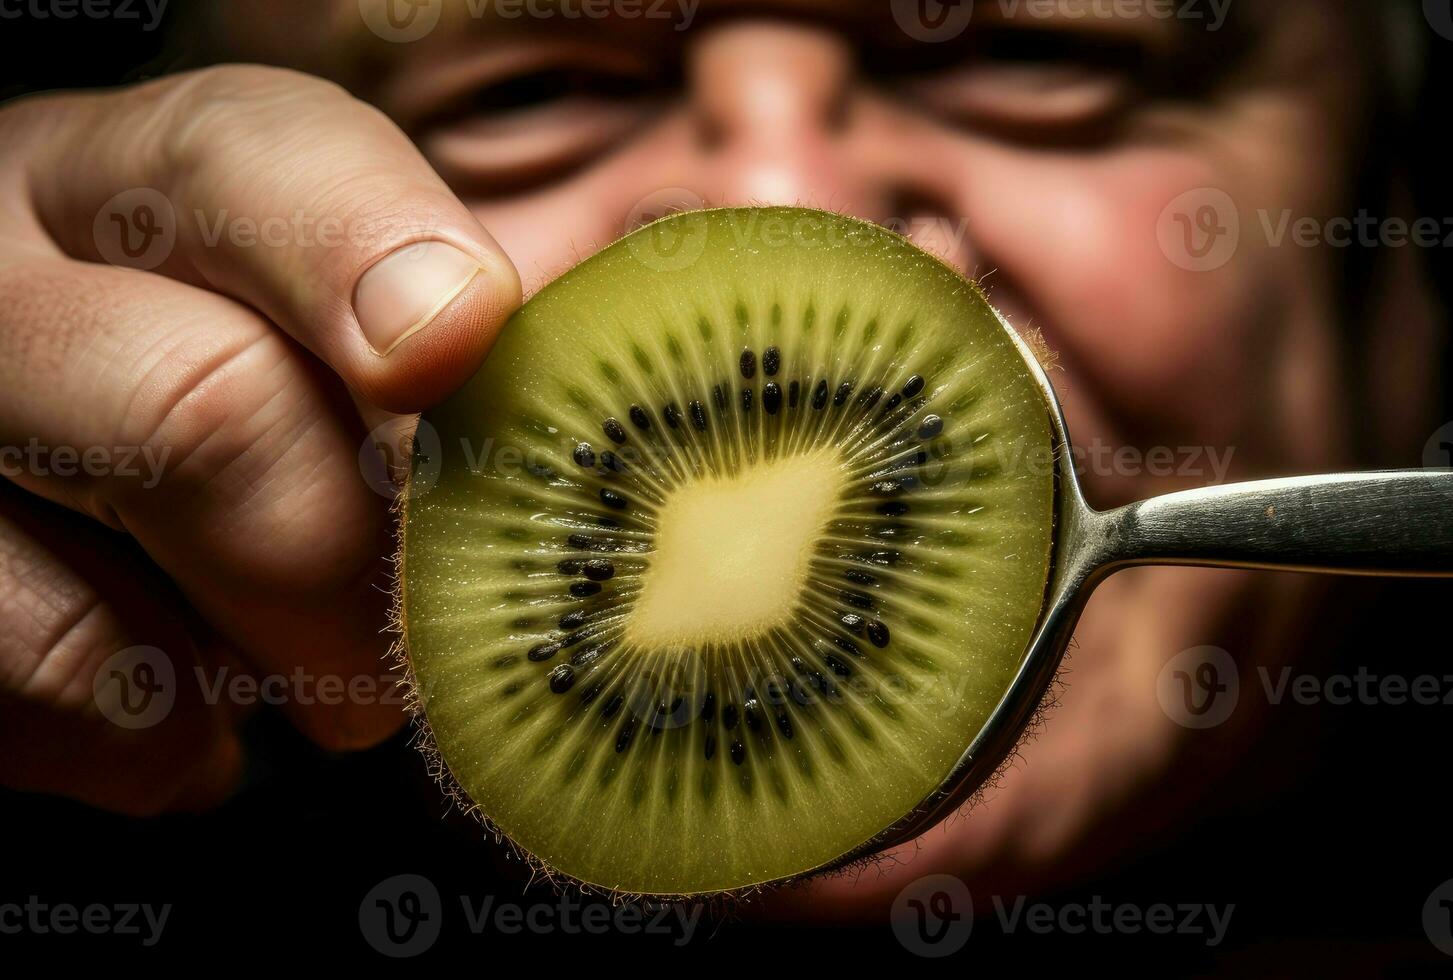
[25,65,521,413]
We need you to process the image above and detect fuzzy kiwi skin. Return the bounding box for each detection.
[396,206,1056,898]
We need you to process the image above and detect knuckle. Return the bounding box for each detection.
[157,64,374,186]
[116,326,287,499]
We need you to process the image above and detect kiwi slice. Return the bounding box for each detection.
[399,207,1054,896]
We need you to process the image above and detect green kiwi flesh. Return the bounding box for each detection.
[400,207,1054,896]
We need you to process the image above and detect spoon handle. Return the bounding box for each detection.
[1100,470,1453,577]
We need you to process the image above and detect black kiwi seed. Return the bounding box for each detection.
[561,632,585,648]
[776,712,794,739]
[825,654,852,677]
[572,443,595,468]
[860,385,884,410]
[881,393,902,414]
[559,610,587,630]
[812,379,829,410]
[616,718,636,753]
[700,692,716,721]
[833,636,862,657]
[789,380,801,408]
[872,479,908,496]
[704,735,717,761]
[557,558,583,574]
[868,550,902,565]
[763,382,782,414]
[599,450,625,474]
[603,693,624,719]
[903,375,925,398]
[568,533,620,552]
[741,388,753,412]
[845,569,876,586]
[599,488,628,510]
[603,418,627,444]
[583,559,615,581]
[867,621,891,648]
[840,612,865,633]
[580,682,602,706]
[743,698,763,732]
[739,349,756,379]
[763,347,781,376]
[548,664,575,694]
[528,641,562,662]
[877,501,910,517]
[834,381,853,406]
[629,405,651,431]
[723,704,740,730]
[690,400,708,430]
[841,589,874,609]
[664,404,682,429]
[714,384,727,411]
[730,741,745,765]
[571,581,602,598]
[572,645,605,668]
[918,415,944,439]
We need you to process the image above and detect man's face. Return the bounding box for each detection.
[185,0,1439,903]
[214,0,1394,503]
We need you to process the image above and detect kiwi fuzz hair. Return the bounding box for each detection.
[392,207,1063,901]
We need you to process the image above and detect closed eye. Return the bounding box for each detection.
[883,25,1184,148]
[412,66,669,197]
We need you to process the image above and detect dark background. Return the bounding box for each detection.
[2,4,1451,970]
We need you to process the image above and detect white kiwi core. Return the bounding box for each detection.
[625,449,846,648]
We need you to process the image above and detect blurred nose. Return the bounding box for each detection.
[689,22,887,219]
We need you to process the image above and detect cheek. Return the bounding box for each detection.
[964,147,1266,433]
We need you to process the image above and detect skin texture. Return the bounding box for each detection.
[0,0,1441,915]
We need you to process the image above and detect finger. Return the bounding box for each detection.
[0,482,241,815]
[10,65,521,413]
[0,254,405,751]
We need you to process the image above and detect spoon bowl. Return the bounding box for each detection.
[862,307,1453,857]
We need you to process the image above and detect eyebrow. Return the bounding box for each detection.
[970,0,1203,54]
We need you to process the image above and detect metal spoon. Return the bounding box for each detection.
[873,317,1453,852]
